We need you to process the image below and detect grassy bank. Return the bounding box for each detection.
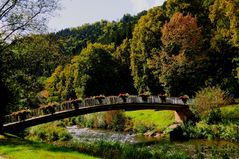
[221,104,239,121]
[2,134,239,159]
[47,139,239,159]
[125,110,175,131]
[180,104,239,142]
[0,134,99,159]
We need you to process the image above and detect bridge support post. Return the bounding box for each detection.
[174,109,192,123]
[175,111,186,123]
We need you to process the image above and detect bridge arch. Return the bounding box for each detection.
[3,96,193,133]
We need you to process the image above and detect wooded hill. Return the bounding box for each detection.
[2,0,239,112]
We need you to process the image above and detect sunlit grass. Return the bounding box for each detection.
[0,136,99,159]
[125,110,175,130]
[221,104,239,120]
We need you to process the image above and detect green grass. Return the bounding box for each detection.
[125,110,175,130]
[221,104,239,120]
[0,135,100,159]
[125,104,239,131]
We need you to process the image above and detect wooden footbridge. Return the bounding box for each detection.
[3,95,193,133]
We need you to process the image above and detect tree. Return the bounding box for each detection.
[0,0,59,133]
[0,0,59,43]
[164,0,215,50]
[158,12,204,96]
[47,43,120,101]
[209,0,239,48]
[113,38,136,94]
[98,12,146,46]
[130,7,167,94]
[207,0,239,94]
[54,21,108,56]
[1,34,66,111]
[161,12,203,56]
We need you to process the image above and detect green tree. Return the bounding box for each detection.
[209,0,239,48]
[54,21,108,56]
[47,43,120,101]
[0,0,59,133]
[130,7,166,93]
[1,35,66,110]
[98,12,146,46]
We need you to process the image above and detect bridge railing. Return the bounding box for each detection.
[4,96,193,124]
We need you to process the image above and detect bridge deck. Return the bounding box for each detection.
[3,96,193,132]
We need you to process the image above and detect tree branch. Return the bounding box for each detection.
[0,0,17,20]
[3,9,41,41]
[0,0,11,13]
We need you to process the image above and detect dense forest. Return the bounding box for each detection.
[1,0,239,115]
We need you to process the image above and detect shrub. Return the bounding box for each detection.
[133,121,156,133]
[104,110,126,131]
[193,86,231,115]
[84,114,94,128]
[26,122,72,142]
[181,120,239,142]
[206,108,222,124]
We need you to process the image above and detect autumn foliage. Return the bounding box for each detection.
[161,12,203,55]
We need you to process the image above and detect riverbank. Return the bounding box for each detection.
[2,124,239,159]
[24,122,239,159]
[0,134,99,159]
[2,104,239,159]
[62,126,239,158]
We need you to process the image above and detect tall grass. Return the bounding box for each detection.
[54,139,239,159]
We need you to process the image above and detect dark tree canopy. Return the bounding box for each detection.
[0,0,60,132]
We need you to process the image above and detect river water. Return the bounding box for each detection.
[67,125,239,148]
[67,125,159,143]
[66,125,239,158]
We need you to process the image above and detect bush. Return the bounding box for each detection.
[206,108,222,124]
[104,110,127,131]
[133,121,156,133]
[26,122,72,142]
[181,120,239,142]
[193,86,231,115]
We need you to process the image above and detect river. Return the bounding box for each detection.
[67,125,160,143]
[67,125,239,146]
[66,126,239,158]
